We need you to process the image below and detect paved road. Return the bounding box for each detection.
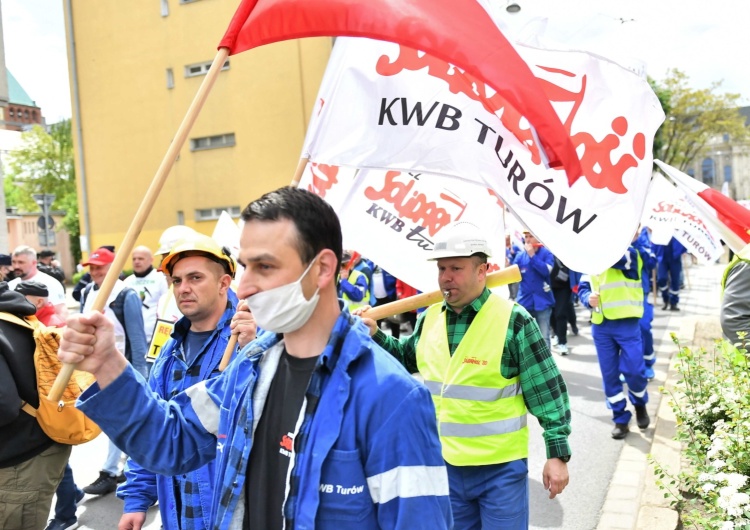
[528,260,724,529]
[53,262,725,529]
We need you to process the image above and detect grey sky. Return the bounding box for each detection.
[2,0,748,124]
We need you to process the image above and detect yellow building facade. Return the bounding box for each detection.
[64,0,332,255]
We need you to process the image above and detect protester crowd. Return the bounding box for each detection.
[2,186,741,530]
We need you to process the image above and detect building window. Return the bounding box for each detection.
[166,68,174,89]
[177,210,185,224]
[161,0,169,16]
[195,206,241,221]
[687,168,695,178]
[189,133,235,151]
[724,165,733,183]
[24,109,29,119]
[701,157,714,185]
[184,59,229,78]
[8,108,13,118]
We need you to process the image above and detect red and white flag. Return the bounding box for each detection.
[298,163,505,293]
[218,0,581,181]
[655,160,750,254]
[641,173,723,263]
[302,37,664,274]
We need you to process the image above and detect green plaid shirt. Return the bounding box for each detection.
[374,287,571,460]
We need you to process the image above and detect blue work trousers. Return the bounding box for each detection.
[446,459,529,530]
[592,318,648,425]
[640,298,655,367]
[657,258,682,306]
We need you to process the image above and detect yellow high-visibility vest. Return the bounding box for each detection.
[342,269,370,311]
[591,254,643,324]
[417,294,528,466]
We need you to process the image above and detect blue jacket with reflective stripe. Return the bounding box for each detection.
[512,246,555,311]
[79,310,451,530]
[117,290,238,530]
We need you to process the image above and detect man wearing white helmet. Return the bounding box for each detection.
[356,221,571,530]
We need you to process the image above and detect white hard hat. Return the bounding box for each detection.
[156,225,199,255]
[429,222,492,260]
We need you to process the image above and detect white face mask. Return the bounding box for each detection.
[245,256,320,334]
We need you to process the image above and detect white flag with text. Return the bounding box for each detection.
[302,37,664,274]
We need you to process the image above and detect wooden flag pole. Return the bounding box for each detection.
[218,265,522,372]
[362,265,521,321]
[49,48,231,402]
[289,157,309,186]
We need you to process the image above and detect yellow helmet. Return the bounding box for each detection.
[159,234,236,278]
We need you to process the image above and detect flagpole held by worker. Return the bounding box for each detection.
[48,48,231,402]
[218,265,523,372]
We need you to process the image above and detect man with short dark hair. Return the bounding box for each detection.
[59,187,451,529]
[118,234,254,530]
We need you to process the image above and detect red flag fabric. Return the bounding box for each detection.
[655,160,750,253]
[218,0,583,184]
[698,188,750,243]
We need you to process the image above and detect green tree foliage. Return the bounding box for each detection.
[652,70,748,171]
[4,120,81,262]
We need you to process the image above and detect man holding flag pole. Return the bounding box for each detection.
[355,221,572,529]
[58,187,453,529]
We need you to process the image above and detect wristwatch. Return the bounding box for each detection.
[557,455,571,463]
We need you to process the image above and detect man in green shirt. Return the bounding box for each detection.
[356,221,571,529]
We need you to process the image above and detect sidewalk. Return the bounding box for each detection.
[596,260,726,530]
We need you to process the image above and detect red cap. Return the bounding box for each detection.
[82,247,115,266]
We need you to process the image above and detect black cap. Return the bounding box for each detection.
[0,282,36,316]
[14,280,49,298]
[38,250,56,259]
[0,254,10,266]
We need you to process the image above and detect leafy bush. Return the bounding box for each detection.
[653,333,750,529]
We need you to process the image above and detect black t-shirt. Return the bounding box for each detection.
[244,349,319,530]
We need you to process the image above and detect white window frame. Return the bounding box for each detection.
[189,133,236,152]
[184,59,229,78]
[194,206,242,222]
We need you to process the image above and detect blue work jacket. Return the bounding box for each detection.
[79,308,452,530]
[117,290,238,530]
[513,246,555,311]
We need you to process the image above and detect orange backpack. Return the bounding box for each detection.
[0,312,102,445]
